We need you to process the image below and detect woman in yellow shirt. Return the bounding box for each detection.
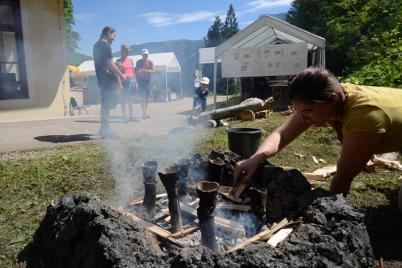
[234,67,402,198]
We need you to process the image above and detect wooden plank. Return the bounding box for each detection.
[373,155,402,171]
[169,226,199,239]
[179,202,246,236]
[267,228,293,248]
[303,173,326,181]
[128,193,168,206]
[228,218,289,252]
[216,203,251,212]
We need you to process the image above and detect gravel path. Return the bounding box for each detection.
[0,97,226,153]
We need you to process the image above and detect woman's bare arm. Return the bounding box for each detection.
[330,132,381,196]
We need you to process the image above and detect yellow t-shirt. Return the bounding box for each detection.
[341,83,402,153]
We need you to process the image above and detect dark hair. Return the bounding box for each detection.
[100,26,116,39]
[289,66,342,103]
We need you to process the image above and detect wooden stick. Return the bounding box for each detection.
[228,218,289,252]
[216,203,251,212]
[303,173,326,181]
[168,226,199,239]
[230,184,247,199]
[116,207,183,247]
[187,198,199,207]
[128,193,167,206]
[180,202,246,236]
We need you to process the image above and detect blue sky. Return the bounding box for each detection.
[72,0,292,55]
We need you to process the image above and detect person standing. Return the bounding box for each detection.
[116,44,137,123]
[93,26,126,138]
[136,49,154,119]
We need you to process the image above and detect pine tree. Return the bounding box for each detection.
[206,16,224,47]
[222,4,239,40]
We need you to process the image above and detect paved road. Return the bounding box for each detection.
[0,97,227,153]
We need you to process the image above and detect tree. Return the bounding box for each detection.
[222,4,239,40]
[206,16,224,47]
[287,0,402,87]
[63,0,89,65]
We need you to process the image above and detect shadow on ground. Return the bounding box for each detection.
[363,187,402,263]
[34,134,96,143]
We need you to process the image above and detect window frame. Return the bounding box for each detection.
[0,0,28,100]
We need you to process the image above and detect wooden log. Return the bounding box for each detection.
[204,120,218,128]
[239,109,256,121]
[199,97,274,120]
[255,110,269,119]
[169,226,199,239]
[180,202,246,236]
[228,218,288,252]
[116,207,183,247]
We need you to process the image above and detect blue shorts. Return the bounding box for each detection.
[138,81,151,98]
[122,77,135,97]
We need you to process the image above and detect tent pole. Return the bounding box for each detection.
[179,71,183,99]
[165,67,168,102]
[226,79,229,103]
[322,48,326,68]
[213,56,217,110]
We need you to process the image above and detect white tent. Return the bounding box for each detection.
[209,15,326,108]
[76,52,182,101]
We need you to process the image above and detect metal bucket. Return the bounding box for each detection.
[226,128,262,158]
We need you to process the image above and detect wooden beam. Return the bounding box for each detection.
[180,202,246,236]
[116,207,183,247]
[169,226,199,239]
[216,203,251,212]
[128,193,167,206]
[228,218,289,252]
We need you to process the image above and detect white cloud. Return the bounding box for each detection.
[242,0,292,14]
[141,10,219,27]
[74,13,98,22]
[127,28,138,33]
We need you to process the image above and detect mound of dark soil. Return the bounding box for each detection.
[27,193,166,268]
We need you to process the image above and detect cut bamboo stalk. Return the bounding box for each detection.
[196,181,219,251]
[159,167,183,233]
[180,202,246,236]
[208,157,225,183]
[227,218,288,252]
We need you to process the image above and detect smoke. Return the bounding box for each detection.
[103,125,208,206]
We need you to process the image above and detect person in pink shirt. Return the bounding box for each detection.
[116,44,137,123]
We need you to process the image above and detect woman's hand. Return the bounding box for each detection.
[233,153,266,186]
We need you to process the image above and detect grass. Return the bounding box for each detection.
[0,113,401,267]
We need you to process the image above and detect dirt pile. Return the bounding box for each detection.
[27,193,166,268]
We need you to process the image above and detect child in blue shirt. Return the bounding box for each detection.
[193,77,210,112]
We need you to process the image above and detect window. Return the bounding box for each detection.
[0,0,28,100]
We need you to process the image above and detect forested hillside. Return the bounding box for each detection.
[287,0,401,87]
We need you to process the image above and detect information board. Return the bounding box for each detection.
[221,43,308,78]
